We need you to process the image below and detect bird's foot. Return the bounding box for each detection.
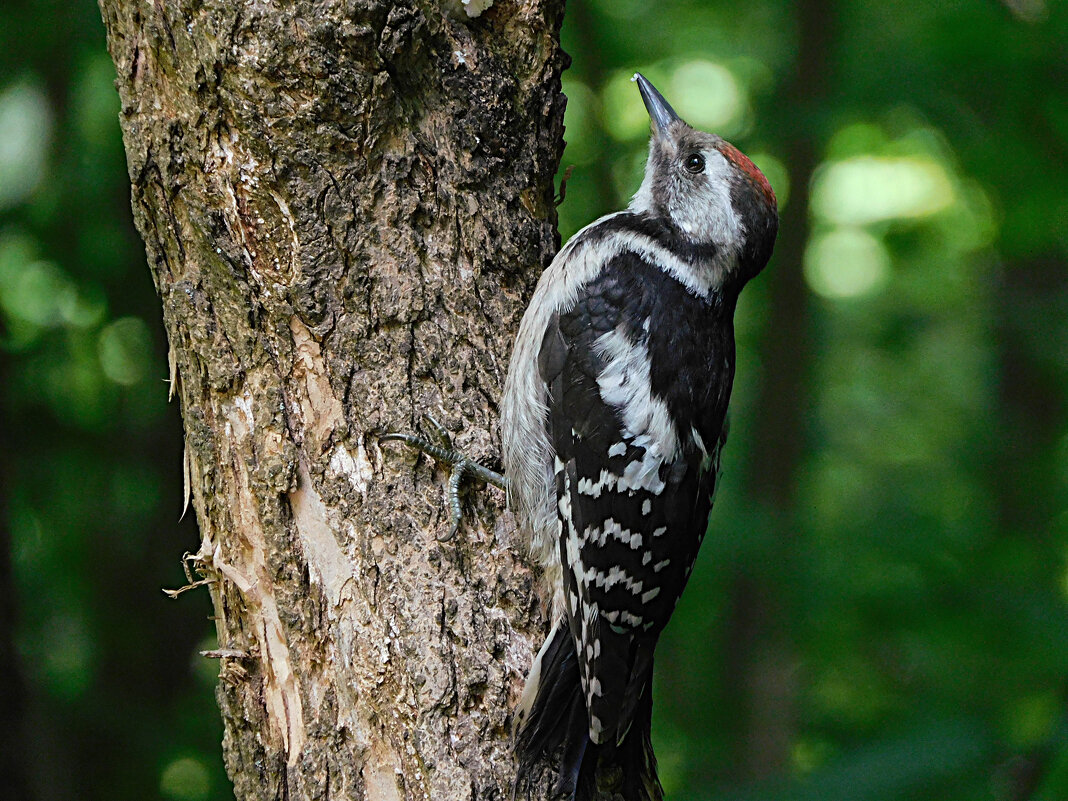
[381,415,507,541]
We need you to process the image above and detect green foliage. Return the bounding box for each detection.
[2,0,1066,799]
[0,1,226,799]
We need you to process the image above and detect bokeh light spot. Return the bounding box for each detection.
[813,156,955,225]
[98,316,153,385]
[1005,693,1058,748]
[670,60,743,133]
[2,260,76,328]
[804,227,890,299]
[160,756,212,801]
[73,53,122,148]
[0,79,52,210]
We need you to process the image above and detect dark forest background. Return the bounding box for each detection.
[2,0,1067,799]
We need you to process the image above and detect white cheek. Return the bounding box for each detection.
[669,150,744,249]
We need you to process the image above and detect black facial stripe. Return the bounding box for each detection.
[587,212,722,267]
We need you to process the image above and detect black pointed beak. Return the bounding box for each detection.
[634,73,681,136]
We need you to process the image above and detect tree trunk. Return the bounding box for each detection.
[97,1,567,798]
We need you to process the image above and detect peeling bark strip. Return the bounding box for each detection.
[98,1,567,798]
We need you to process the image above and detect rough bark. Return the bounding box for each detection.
[97,1,567,799]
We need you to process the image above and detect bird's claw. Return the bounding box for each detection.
[420,414,454,451]
[381,416,507,541]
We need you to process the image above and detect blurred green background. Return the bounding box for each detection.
[1,0,1067,799]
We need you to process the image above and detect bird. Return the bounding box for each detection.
[499,73,778,800]
[383,71,778,800]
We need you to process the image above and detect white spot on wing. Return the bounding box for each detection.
[586,563,645,596]
[692,427,708,457]
[590,715,604,741]
[577,469,620,498]
[597,518,642,549]
[620,610,643,628]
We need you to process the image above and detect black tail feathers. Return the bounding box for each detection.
[514,623,662,801]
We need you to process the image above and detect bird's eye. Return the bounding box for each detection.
[684,153,705,174]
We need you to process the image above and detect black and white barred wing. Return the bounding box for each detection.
[538,268,721,745]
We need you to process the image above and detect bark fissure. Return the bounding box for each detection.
[100,0,567,797]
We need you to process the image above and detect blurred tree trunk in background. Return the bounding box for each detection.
[726,0,833,781]
[97,1,566,798]
[0,353,33,801]
[991,255,1068,799]
[995,256,1067,538]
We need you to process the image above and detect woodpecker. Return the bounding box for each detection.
[501,74,778,799]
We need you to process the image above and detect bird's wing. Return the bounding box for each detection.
[538,254,721,744]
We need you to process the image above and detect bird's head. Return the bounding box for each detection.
[630,73,778,286]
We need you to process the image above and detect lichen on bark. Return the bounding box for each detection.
[98,0,568,797]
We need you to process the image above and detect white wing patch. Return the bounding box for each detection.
[594,327,679,495]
